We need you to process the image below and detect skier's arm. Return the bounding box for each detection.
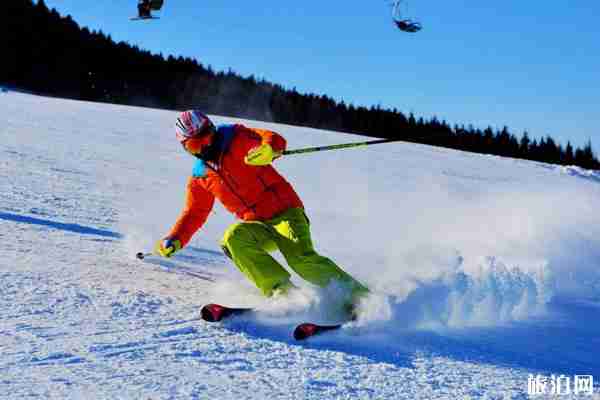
[166,177,215,248]
[248,128,287,154]
[244,127,287,166]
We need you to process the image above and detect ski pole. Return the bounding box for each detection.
[282,138,403,156]
[136,252,153,260]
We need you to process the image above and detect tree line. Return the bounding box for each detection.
[3,0,598,170]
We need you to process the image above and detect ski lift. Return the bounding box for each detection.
[392,0,422,33]
[131,0,164,21]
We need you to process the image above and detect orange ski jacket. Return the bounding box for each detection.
[167,124,304,246]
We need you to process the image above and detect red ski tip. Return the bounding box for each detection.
[200,303,252,322]
[201,303,226,322]
[293,323,319,340]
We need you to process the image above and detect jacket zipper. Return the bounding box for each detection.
[205,162,254,213]
[258,174,284,210]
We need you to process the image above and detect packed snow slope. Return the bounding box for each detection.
[2,91,600,399]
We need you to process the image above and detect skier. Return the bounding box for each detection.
[156,110,368,308]
[137,0,151,18]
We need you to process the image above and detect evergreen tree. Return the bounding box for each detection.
[563,141,575,165]
[519,132,531,158]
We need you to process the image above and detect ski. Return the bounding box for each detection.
[200,303,253,322]
[293,322,346,340]
[201,301,356,341]
[130,16,160,20]
[293,306,358,340]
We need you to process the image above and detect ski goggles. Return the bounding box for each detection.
[182,133,214,155]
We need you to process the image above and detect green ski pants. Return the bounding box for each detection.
[221,208,368,298]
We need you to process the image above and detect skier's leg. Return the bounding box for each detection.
[269,208,369,301]
[221,221,292,297]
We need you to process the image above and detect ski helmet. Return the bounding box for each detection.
[175,110,216,143]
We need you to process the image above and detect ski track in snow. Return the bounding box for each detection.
[2,92,600,399]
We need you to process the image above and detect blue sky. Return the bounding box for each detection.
[43,0,599,149]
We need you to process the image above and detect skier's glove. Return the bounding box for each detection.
[155,238,182,258]
[244,143,282,166]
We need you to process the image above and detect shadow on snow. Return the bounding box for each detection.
[0,211,121,239]
[139,256,217,282]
